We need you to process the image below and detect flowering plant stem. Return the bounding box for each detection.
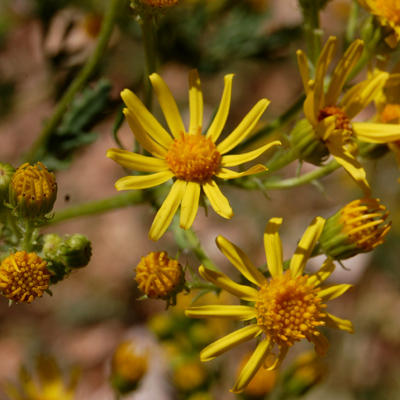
[300,1,322,66]
[25,0,121,163]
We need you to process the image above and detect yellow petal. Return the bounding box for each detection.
[220,140,281,167]
[290,217,325,278]
[310,332,330,355]
[217,99,270,154]
[215,165,267,180]
[326,140,371,197]
[150,73,186,139]
[317,283,354,302]
[198,324,262,362]
[216,235,266,286]
[265,344,289,371]
[185,305,257,320]
[180,181,200,230]
[323,312,354,333]
[123,109,168,158]
[296,50,310,94]
[231,338,274,393]
[198,265,259,301]
[316,115,338,141]
[314,36,338,108]
[106,148,168,172]
[307,258,336,286]
[264,218,284,279]
[121,89,173,149]
[303,80,318,126]
[114,170,174,191]
[206,74,234,142]
[353,122,400,143]
[325,39,364,106]
[202,180,233,219]
[148,180,186,241]
[188,69,203,134]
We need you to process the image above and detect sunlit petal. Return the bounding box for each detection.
[307,258,336,286]
[106,148,168,172]
[149,180,186,242]
[264,218,284,279]
[114,170,173,191]
[316,115,337,141]
[304,80,318,126]
[290,217,325,278]
[180,181,200,230]
[296,50,310,94]
[150,73,186,139]
[265,345,289,371]
[207,74,234,142]
[323,312,354,333]
[217,99,270,154]
[317,283,354,302]
[216,235,266,286]
[202,180,233,219]
[188,69,203,134]
[215,165,267,180]
[353,122,400,143]
[199,265,259,301]
[185,305,257,320]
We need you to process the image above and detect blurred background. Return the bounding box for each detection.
[1,0,400,398]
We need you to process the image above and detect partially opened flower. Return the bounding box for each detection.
[294,36,400,195]
[358,0,400,48]
[107,70,280,241]
[185,217,353,393]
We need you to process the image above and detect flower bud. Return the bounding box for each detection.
[110,340,148,395]
[59,234,92,269]
[0,162,15,204]
[291,119,329,165]
[0,251,51,303]
[319,198,391,260]
[135,251,185,304]
[173,359,208,393]
[9,162,57,220]
[42,233,63,259]
[281,352,328,397]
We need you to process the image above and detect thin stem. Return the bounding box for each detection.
[265,148,298,173]
[20,221,36,252]
[141,13,157,111]
[48,191,145,225]
[300,1,322,66]
[25,0,121,163]
[345,1,359,48]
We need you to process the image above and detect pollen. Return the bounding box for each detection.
[317,105,352,131]
[340,198,391,251]
[0,251,51,303]
[255,271,326,347]
[375,0,400,25]
[135,252,182,298]
[380,103,400,123]
[165,131,221,182]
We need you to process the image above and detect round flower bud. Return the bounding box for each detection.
[0,251,51,303]
[291,119,329,165]
[319,198,391,260]
[59,234,92,269]
[172,359,208,393]
[42,233,63,260]
[9,162,57,220]
[0,162,15,204]
[110,340,148,395]
[135,252,185,302]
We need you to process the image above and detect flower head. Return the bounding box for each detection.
[185,217,353,393]
[110,340,148,394]
[9,162,57,219]
[295,37,400,195]
[358,0,400,48]
[107,70,280,241]
[320,198,391,259]
[0,251,51,303]
[135,251,184,302]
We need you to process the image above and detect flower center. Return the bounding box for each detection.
[380,103,400,123]
[0,251,51,303]
[317,105,352,131]
[376,0,400,25]
[135,252,182,298]
[255,271,326,347]
[165,131,221,182]
[340,198,391,252]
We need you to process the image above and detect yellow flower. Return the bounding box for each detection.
[107,70,280,241]
[0,251,51,304]
[3,356,79,400]
[185,217,353,393]
[296,36,400,195]
[358,0,400,48]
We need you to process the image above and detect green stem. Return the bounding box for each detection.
[20,221,36,252]
[25,0,121,163]
[301,1,322,66]
[264,148,298,173]
[189,281,219,291]
[237,94,305,153]
[48,191,145,225]
[345,1,359,48]
[141,13,157,111]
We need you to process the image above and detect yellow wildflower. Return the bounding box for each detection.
[107,70,280,241]
[186,217,353,393]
